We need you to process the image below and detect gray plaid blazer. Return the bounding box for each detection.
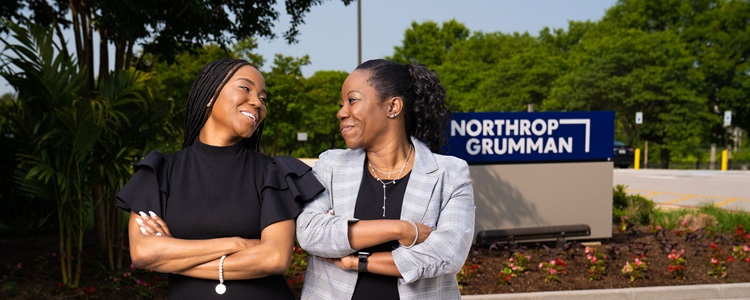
[297,137,475,300]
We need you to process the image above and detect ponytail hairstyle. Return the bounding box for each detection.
[355,59,451,153]
[182,58,265,150]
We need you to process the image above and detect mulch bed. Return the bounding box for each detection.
[2,225,749,299]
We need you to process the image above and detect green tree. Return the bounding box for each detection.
[547,25,711,166]
[295,70,349,157]
[602,0,750,154]
[438,31,564,112]
[263,54,312,156]
[389,19,470,67]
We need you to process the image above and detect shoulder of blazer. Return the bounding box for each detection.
[317,148,365,168]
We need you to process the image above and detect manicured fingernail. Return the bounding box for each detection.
[135,218,144,225]
[149,211,157,218]
[139,227,148,236]
[155,232,162,236]
[139,211,148,218]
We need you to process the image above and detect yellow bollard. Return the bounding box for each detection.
[634,148,640,170]
[721,149,728,171]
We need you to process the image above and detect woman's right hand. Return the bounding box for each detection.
[136,211,172,237]
[136,211,261,251]
[399,220,432,247]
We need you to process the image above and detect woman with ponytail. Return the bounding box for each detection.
[115,58,323,299]
[297,59,475,299]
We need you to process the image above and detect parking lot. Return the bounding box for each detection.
[613,169,750,212]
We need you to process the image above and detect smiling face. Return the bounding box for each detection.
[200,65,267,146]
[338,70,391,149]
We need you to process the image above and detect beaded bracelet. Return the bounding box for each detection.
[215,255,227,294]
[402,220,419,248]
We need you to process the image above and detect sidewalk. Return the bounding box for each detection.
[462,283,750,300]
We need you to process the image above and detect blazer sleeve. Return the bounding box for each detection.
[296,151,358,258]
[392,159,475,284]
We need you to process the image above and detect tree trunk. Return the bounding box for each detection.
[125,40,134,69]
[94,185,106,251]
[68,0,83,69]
[115,36,125,71]
[98,27,109,84]
[660,147,670,169]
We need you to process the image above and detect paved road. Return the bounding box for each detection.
[613,169,750,211]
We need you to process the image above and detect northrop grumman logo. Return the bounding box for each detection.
[450,118,591,156]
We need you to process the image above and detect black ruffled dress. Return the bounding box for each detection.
[116,138,323,299]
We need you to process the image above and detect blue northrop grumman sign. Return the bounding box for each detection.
[446,111,615,164]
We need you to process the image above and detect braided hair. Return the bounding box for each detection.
[182,58,264,150]
[354,59,451,153]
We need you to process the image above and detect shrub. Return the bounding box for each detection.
[612,185,656,226]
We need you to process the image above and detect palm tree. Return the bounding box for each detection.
[0,20,167,287]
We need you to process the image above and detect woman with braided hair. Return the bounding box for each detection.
[297,59,475,299]
[116,58,323,299]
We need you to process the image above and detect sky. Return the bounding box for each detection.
[0,0,618,95]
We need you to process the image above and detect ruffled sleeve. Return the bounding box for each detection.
[260,156,324,230]
[115,152,168,217]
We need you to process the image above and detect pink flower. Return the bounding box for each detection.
[711,258,718,264]
[591,257,598,263]
[509,257,514,262]
[538,263,544,269]
[635,258,642,266]
[585,247,591,253]
[550,260,556,265]
[512,266,518,271]
[623,262,632,273]
[549,268,557,274]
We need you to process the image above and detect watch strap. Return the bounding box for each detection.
[357,252,370,272]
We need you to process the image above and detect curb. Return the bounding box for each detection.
[461,283,750,300]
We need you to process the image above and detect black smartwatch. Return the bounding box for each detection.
[357,251,371,272]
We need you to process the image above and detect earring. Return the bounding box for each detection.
[389,114,397,118]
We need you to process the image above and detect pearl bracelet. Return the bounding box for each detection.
[215,255,227,294]
[402,220,419,248]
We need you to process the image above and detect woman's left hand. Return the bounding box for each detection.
[323,255,357,271]
[136,211,172,237]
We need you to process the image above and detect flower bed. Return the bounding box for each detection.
[457,225,750,295]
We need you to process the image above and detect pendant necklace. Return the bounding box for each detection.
[368,145,413,217]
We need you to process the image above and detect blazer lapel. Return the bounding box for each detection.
[331,149,365,219]
[400,137,439,223]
